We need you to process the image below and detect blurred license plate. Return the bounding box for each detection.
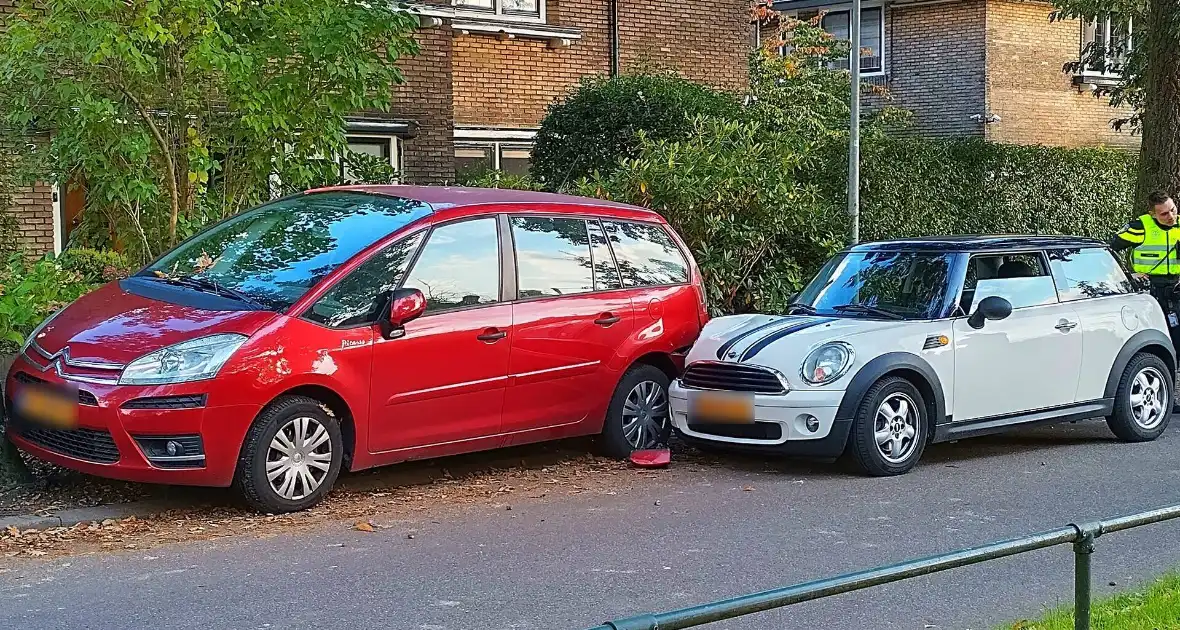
[688,391,754,425]
[15,385,78,429]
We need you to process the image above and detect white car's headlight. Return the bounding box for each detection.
[21,307,65,354]
[801,342,854,385]
[119,334,248,385]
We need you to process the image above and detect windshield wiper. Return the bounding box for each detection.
[831,303,904,320]
[785,302,818,315]
[151,275,266,309]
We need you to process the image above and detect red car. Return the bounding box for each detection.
[2,187,706,512]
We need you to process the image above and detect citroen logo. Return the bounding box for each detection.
[29,343,123,384]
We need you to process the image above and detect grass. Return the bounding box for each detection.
[1008,573,1180,629]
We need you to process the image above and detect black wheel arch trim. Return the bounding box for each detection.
[1103,328,1176,400]
[836,352,947,425]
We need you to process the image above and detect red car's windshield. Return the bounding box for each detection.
[141,192,431,310]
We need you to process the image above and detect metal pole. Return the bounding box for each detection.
[847,0,861,246]
[1072,523,1100,630]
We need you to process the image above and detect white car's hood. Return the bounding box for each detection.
[688,314,910,384]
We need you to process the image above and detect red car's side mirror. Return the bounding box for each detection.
[381,288,426,339]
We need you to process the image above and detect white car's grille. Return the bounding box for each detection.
[680,361,787,394]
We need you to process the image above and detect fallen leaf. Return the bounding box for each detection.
[354,521,375,533]
[192,251,219,273]
[6,526,19,537]
[743,486,754,492]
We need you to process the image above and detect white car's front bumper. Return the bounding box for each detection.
[669,380,852,458]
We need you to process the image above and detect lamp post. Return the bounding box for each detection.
[847,0,861,246]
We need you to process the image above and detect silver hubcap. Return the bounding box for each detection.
[1130,366,1169,430]
[874,392,919,464]
[621,380,669,449]
[267,416,333,501]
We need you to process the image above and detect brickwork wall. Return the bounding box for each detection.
[0,3,55,255]
[984,0,1138,148]
[615,0,750,93]
[888,0,988,138]
[452,0,611,128]
[4,184,54,255]
[391,25,456,184]
[452,0,751,129]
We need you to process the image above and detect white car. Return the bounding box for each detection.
[670,236,1176,475]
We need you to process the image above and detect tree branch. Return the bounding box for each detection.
[111,77,181,243]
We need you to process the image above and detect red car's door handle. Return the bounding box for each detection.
[477,329,507,342]
[594,314,621,326]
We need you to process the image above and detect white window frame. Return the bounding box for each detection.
[453,0,545,24]
[1080,15,1132,79]
[454,128,536,176]
[340,134,401,184]
[789,2,886,77]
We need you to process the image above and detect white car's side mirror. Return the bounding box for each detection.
[968,296,1013,329]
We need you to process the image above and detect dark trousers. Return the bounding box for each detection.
[1147,278,1180,354]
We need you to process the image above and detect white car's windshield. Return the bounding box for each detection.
[793,251,954,320]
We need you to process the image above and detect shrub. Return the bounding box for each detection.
[571,126,1136,317]
[455,169,544,191]
[577,117,845,315]
[818,137,1138,242]
[0,254,93,353]
[58,248,134,284]
[531,72,741,189]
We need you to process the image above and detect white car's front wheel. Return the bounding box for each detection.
[847,376,929,476]
[1107,352,1174,442]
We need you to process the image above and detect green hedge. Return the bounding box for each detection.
[547,131,1138,315]
[848,137,1138,242]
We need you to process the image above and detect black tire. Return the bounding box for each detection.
[598,364,672,459]
[1106,352,1173,442]
[846,376,929,477]
[235,395,343,513]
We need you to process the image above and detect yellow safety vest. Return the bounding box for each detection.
[1119,214,1180,275]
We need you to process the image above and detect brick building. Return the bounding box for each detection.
[771,0,1138,147]
[1,0,754,255]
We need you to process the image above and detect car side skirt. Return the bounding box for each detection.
[932,398,1115,443]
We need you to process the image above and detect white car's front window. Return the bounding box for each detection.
[793,251,955,320]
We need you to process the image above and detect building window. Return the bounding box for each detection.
[454,128,536,180]
[340,135,399,183]
[455,143,533,178]
[454,0,543,21]
[798,5,885,75]
[1082,15,1132,77]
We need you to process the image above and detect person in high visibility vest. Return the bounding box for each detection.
[1111,191,1180,281]
[1111,191,1180,359]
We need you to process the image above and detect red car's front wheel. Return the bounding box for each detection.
[236,395,343,513]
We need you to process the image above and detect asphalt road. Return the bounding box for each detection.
[5,419,1180,630]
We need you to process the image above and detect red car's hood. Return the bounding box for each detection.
[31,282,278,366]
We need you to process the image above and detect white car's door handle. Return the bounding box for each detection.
[1055,320,1078,332]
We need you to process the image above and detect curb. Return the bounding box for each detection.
[0,499,178,531]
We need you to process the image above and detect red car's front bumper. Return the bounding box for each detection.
[3,353,261,487]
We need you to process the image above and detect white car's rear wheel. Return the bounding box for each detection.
[1107,352,1173,442]
[847,376,928,476]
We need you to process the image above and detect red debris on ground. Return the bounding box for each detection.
[629,449,671,468]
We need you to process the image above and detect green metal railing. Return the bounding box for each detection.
[588,504,1180,630]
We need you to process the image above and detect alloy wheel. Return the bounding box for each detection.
[266,416,333,501]
[874,392,920,464]
[621,380,669,449]
[1130,366,1168,430]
